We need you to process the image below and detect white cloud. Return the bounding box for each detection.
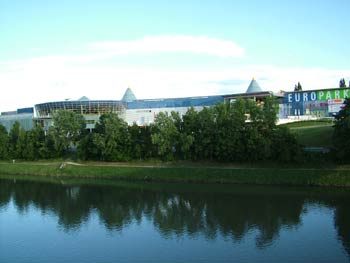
[89,35,245,58]
[0,35,244,73]
[0,35,349,113]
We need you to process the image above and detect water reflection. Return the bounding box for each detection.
[0,177,349,254]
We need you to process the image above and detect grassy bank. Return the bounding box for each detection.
[1,161,350,187]
[281,120,334,147]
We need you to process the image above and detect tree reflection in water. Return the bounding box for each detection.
[0,178,349,253]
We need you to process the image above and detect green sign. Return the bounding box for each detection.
[285,88,350,103]
[318,89,349,100]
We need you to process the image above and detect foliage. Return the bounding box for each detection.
[22,125,44,160]
[332,98,350,162]
[294,82,302,91]
[339,78,347,88]
[80,112,131,161]
[16,127,27,159]
[270,126,302,162]
[151,112,193,161]
[8,121,21,158]
[51,110,86,156]
[184,107,216,160]
[0,124,9,159]
[43,129,59,158]
[128,124,155,160]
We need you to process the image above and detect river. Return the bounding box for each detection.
[0,177,349,262]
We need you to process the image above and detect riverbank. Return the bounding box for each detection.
[1,161,350,187]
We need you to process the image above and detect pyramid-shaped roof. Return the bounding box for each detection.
[78,96,90,101]
[121,87,137,102]
[245,78,262,93]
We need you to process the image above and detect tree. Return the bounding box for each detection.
[151,112,193,161]
[271,126,302,162]
[339,78,347,88]
[151,112,179,160]
[170,111,193,160]
[332,98,350,162]
[51,110,86,157]
[242,99,269,161]
[88,112,131,161]
[128,124,154,160]
[261,96,279,130]
[182,108,200,160]
[43,129,58,158]
[296,82,302,91]
[23,125,46,160]
[8,121,21,159]
[182,106,217,161]
[16,127,27,159]
[213,99,247,161]
[294,82,302,91]
[0,124,9,159]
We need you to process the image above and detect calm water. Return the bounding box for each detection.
[0,177,349,263]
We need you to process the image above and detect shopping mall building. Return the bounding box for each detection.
[1,79,348,132]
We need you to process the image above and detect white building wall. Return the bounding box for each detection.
[125,106,204,126]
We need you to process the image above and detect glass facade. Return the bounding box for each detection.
[35,100,125,118]
[126,96,224,110]
[0,113,34,132]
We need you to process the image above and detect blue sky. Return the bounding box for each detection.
[0,0,349,112]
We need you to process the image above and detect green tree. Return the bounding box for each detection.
[170,111,193,160]
[195,107,216,160]
[339,78,347,88]
[23,125,46,160]
[151,112,179,160]
[297,82,302,91]
[213,100,247,161]
[0,124,9,159]
[228,98,248,160]
[16,127,27,159]
[51,110,86,156]
[332,98,350,162]
[91,112,131,161]
[182,108,200,160]
[271,126,302,162]
[128,123,142,160]
[8,121,21,159]
[151,112,193,161]
[238,99,268,161]
[77,132,96,160]
[43,129,58,158]
[129,124,155,160]
[261,96,278,130]
[294,82,302,91]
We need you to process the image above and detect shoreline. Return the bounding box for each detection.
[1,161,350,187]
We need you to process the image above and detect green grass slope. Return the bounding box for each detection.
[281,120,334,147]
[1,162,350,187]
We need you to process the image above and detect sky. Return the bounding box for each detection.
[0,0,349,112]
